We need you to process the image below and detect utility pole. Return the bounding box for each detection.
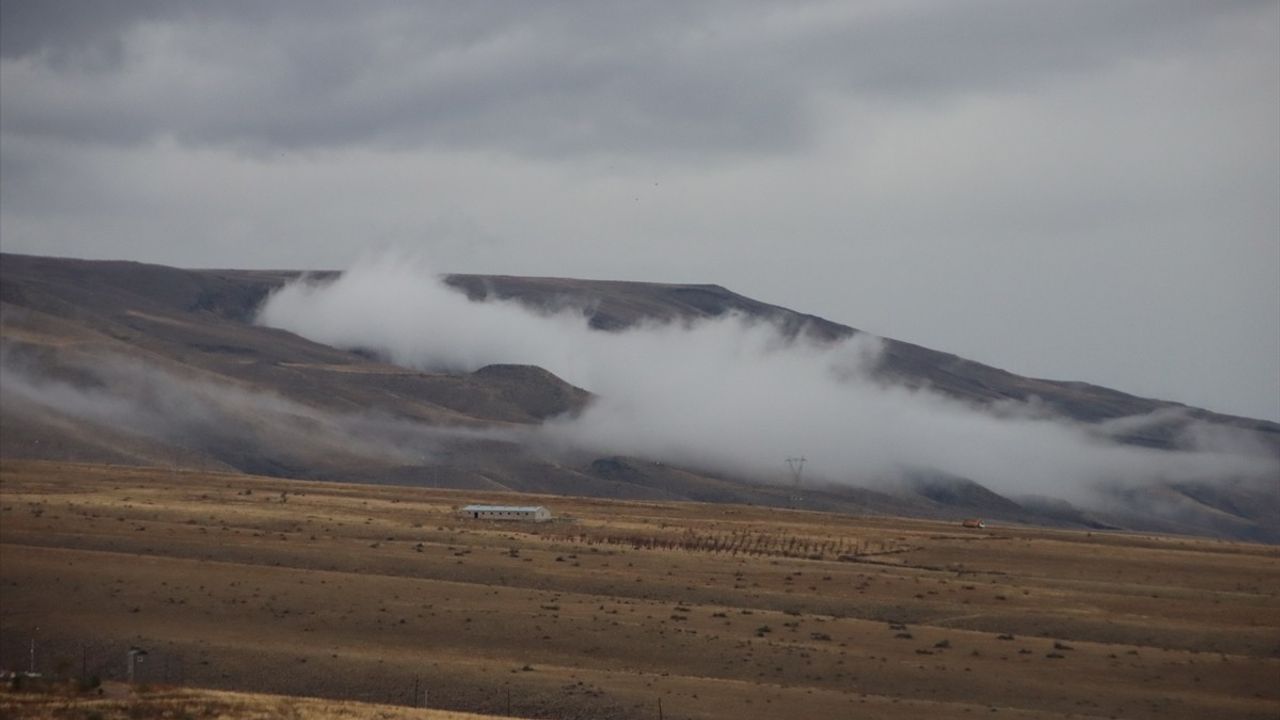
[28,626,38,674]
[786,457,806,509]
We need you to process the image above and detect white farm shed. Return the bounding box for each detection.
[460,504,552,522]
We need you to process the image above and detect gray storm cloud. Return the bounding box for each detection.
[0,1,1263,156]
[257,254,1278,505]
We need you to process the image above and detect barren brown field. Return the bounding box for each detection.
[1,459,1278,719]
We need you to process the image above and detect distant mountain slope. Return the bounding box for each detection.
[2,253,1276,541]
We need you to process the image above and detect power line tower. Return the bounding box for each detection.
[785,456,806,509]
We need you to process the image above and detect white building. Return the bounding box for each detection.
[460,504,552,522]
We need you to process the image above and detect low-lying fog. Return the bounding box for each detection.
[254,253,1278,505]
[0,348,506,469]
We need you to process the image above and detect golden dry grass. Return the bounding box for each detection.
[2,459,1278,720]
[1,685,519,719]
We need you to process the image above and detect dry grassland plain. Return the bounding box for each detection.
[1,460,1278,719]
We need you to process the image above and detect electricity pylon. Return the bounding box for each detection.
[786,456,806,509]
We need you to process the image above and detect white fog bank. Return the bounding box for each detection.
[257,253,1278,504]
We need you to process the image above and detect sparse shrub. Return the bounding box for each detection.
[78,675,102,692]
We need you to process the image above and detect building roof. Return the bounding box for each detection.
[461,505,548,513]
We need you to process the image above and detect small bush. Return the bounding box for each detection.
[78,675,102,692]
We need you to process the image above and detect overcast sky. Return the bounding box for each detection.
[2,1,1277,421]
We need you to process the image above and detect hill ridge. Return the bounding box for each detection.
[1,252,1276,541]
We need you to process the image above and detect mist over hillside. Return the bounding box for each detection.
[2,252,1278,540]
[259,254,1277,504]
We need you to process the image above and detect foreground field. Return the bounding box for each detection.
[1,685,517,719]
[1,460,1278,719]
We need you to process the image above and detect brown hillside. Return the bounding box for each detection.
[1,253,1277,540]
